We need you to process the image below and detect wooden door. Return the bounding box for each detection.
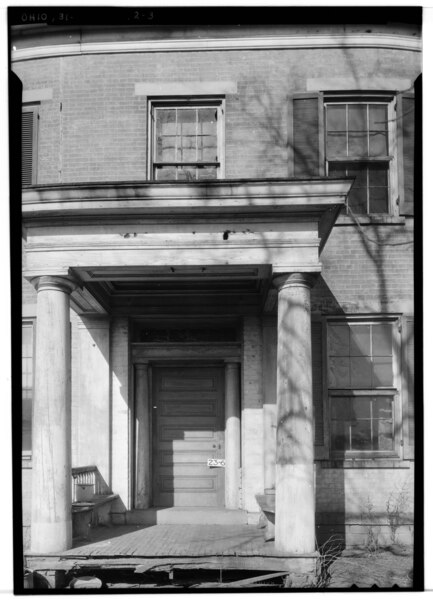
[152,366,225,507]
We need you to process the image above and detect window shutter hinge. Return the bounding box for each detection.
[398,321,402,333]
[400,439,404,446]
[60,102,62,112]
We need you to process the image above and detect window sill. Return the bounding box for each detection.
[317,458,411,469]
[335,214,406,226]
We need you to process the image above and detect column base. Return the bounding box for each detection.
[30,519,72,553]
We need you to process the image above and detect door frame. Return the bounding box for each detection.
[131,343,241,510]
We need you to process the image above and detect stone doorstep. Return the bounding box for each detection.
[125,507,248,526]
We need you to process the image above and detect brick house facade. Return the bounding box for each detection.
[14,13,419,572]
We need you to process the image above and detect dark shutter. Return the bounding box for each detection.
[397,94,415,216]
[293,93,324,177]
[312,319,327,458]
[402,317,414,459]
[22,109,36,186]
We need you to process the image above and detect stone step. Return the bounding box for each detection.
[125,507,248,526]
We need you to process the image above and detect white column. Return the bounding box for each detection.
[30,275,77,553]
[224,362,240,509]
[135,362,151,509]
[273,273,316,554]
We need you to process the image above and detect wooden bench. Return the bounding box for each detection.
[72,494,119,539]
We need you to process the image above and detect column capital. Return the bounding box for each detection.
[273,272,318,292]
[31,275,80,295]
[135,361,150,369]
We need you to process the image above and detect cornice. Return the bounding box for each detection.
[21,179,350,221]
[11,33,421,62]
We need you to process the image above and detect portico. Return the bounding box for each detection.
[23,178,351,557]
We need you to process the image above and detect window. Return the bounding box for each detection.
[327,320,399,455]
[22,105,38,186]
[149,100,223,181]
[324,97,395,214]
[22,321,34,454]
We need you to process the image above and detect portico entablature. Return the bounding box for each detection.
[22,178,352,315]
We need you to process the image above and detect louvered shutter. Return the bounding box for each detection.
[397,94,415,216]
[292,92,325,177]
[22,109,37,186]
[312,319,328,458]
[402,317,415,459]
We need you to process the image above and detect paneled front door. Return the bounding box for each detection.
[152,366,225,507]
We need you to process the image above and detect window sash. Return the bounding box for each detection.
[150,101,223,181]
[326,318,401,458]
[324,100,394,215]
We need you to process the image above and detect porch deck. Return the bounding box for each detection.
[25,523,317,576]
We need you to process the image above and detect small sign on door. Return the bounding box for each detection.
[207,458,225,467]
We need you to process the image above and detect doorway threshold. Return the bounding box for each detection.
[126,507,248,526]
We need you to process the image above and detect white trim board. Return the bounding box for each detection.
[12,33,421,62]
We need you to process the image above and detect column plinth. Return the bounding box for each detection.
[224,362,241,510]
[273,272,317,554]
[30,275,78,553]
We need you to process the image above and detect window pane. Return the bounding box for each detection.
[369,187,388,213]
[155,166,177,180]
[331,420,348,450]
[348,165,367,188]
[198,108,217,134]
[198,134,218,162]
[350,325,371,356]
[351,420,372,450]
[372,396,393,419]
[326,133,347,157]
[369,131,388,156]
[348,132,368,156]
[347,187,367,214]
[348,104,367,131]
[352,397,372,419]
[369,165,388,187]
[369,105,388,132]
[372,356,393,386]
[327,105,346,131]
[331,397,353,419]
[350,356,372,387]
[328,164,347,178]
[177,108,196,135]
[196,166,218,180]
[177,166,197,181]
[373,418,393,451]
[372,323,393,356]
[328,324,350,356]
[157,135,176,162]
[328,357,350,388]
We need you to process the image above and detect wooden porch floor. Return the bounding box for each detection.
[25,524,317,574]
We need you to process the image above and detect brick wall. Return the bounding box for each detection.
[313,221,414,315]
[12,45,420,183]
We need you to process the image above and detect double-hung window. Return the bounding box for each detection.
[150,100,223,181]
[327,320,400,456]
[324,97,395,215]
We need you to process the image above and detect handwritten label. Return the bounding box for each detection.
[207,458,225,467]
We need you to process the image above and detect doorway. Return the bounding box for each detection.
[152,366,225,507]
